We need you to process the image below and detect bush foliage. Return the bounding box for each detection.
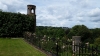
[94,36,100,46]
[36,25,100,43]
[0,11,35,37]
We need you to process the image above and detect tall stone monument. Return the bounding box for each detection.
[27,5,36,32]
[72,36,81,53]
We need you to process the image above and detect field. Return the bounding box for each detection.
[0,38,47,56]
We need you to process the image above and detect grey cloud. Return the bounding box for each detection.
[0,0,29,13]
[37,19,55,26]
[1,0,99,28]
[68,19,73,21]
[78,20,86,22]
[88,13,100,17]
[46,6,73,20]
[36,0,100,28]
[57,15,72,21]
[37,15,55,26]
[76,17,86,22]
[91,20,100,22]
[70,0,91,8]
[90,17,100,22]
[88,8,100,17]
[0,2,8,11]
[85,8,100,22]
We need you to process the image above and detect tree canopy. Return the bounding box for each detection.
[67,25,91,42]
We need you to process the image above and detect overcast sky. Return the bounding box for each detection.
[0,0,100,28]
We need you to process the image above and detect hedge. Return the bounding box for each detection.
[0,11,35,37]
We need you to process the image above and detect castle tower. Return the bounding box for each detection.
[27,5,36,33]
[27,5,36,15]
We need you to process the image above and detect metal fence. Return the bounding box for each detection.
[23,32,100,56]
[72,44,100,56]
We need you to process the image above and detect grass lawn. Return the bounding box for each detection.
[0,38,47,56]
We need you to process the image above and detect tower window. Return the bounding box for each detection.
[31,9,34,13]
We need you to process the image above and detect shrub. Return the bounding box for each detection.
[94,36,100,46]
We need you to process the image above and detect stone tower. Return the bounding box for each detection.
[27,5,36,32]
[27,5,36,15]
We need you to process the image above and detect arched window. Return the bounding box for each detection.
[31,9,34,13]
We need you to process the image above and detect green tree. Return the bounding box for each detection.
[91,28,100,39]
[67,25,91,42]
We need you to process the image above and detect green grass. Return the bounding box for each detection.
[0,38,47,56]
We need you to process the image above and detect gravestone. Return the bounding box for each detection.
[72,36,81,53]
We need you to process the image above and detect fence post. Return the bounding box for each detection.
[95,45,98,56]
[82,44,83,56]
[92,46,93,56]
[56,42,59,56]
[79,43,80,56]
[72,41,75,56]
[84,44,87,54]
